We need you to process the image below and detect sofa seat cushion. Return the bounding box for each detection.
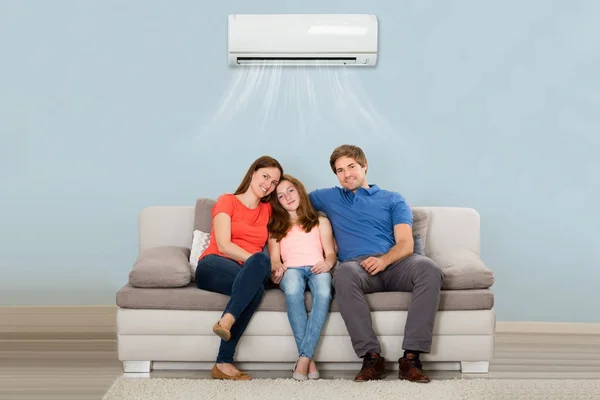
[117,283,493,312]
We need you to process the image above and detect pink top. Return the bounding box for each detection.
[279,224,324,268]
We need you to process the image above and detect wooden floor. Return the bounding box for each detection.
[1,332,599,400]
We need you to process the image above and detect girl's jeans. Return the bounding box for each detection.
[279,266,332,359]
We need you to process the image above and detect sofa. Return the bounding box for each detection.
[115,198,496,375]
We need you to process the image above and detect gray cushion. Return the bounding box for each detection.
[117,283,494,312]
[413,233,424,256]
[194,198,216,232]
[411,208,429,249]
[430,249,495,290]
[129,246,191,288]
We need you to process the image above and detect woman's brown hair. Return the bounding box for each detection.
[268,174,319,241]
[234,155,284,203]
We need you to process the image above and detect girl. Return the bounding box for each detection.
[196,155,283,381]
[268,175,337,381]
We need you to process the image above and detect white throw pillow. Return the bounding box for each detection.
[189,230,211,277]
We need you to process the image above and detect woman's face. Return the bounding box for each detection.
[251,167,281,198]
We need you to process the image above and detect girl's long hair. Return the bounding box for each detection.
[268,174,319,241]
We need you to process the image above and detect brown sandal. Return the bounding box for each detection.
[213,321,231,341]
[211,364,251,380]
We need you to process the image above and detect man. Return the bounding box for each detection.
[308,144,443,383]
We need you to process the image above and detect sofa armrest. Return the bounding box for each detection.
[129,246,191,288]
[429,249,495,290]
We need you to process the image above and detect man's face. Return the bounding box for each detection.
[334,156,368,192]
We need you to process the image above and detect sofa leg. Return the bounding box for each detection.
[123,361,152,373]
[460,361,489,374]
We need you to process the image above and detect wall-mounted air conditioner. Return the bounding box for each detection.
[228,14,378,66]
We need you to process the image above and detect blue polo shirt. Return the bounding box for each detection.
[309,185,413,262]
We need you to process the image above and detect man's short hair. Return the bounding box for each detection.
[329,144,368,174]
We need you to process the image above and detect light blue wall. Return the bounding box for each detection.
[1,1,599,322]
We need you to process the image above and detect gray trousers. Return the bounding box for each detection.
[332,254,443,358]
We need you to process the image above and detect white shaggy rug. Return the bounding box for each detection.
[102,377,600,400]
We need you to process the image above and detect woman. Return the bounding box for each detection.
[268,175,336,380]
[195,155,283,381]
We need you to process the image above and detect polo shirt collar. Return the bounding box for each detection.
[343,184,380,196]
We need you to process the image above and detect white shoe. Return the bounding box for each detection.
[292,361,308,381]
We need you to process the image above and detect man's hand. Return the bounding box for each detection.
[311,260,333,274]
[360,256,387,275]
[271,262,286,284]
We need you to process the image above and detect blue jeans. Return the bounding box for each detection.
[279,267,332,359]
[195,252,271,364]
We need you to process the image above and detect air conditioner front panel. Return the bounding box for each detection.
[228,14,378,55]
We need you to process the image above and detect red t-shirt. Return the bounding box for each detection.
[199,194,272,263]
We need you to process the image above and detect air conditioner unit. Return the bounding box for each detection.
[228,14,378,66]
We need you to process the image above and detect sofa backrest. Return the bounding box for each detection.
[413,206,481,256]
[137,203,482,257]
